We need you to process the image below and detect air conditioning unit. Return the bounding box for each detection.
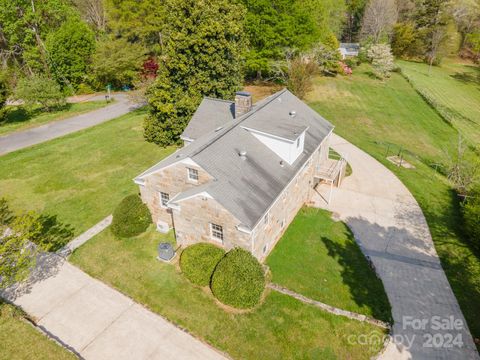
[157,243,175,262]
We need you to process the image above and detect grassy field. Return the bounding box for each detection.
[0,302,75,360]
[267,207,391,323]
[398,59,480,144]
[0,101,111,136]
[70,225,386,360]
[307,63,480,348]
[0,108,174,235]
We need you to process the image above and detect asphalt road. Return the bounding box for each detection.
[0,94,135,156]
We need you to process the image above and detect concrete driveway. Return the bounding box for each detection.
[0,94,135,156]
[313,134,479,360]
[1,253,226,360]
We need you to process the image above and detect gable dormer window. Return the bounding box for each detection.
[187,167,199,182]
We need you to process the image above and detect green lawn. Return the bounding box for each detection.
[70,226,386,360]
[0,302,75,360]
[398,59,480,144]
[308,64,480,349]
[0,101,111,136]
[0,108,174,236]
[267,207,392,323]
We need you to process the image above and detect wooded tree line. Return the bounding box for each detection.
[0,0,479,143]
[359,0,480,65]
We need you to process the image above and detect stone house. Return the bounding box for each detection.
[134,89,342,261]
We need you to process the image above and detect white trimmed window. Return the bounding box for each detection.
[187,167,199,182]
[160,192,169,208]
[210,223,224,242]
[296,138,300,148]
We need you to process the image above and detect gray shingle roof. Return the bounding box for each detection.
[181,98,234,141]
[136,89,334,229]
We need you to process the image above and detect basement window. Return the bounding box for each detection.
[160,192,169,208]
[210,223,224,242]
[187,167,199,182]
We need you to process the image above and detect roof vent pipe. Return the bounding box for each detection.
[239,150,247,160]
[289,110,296,117]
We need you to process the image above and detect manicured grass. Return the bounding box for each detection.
[70,226,386,360]
[267,207,392,323]
[308,64,480,349]
[0,302,75,360]
[398,60,480,144]
[0,101,111,136]
[0,108,174,235]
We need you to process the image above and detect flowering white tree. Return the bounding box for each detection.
[367,44,395,79]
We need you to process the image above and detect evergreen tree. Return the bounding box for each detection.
[144,0,246,147]
[414,0,451,66]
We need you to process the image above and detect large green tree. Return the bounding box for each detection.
[343,0,368,41]
[144,0,246,146]
[0,0,75,74]
[91,37,146,89]
[46,18,96,89]
[106,0,166,53]
[413,0,452,66]
[241,0,344,78]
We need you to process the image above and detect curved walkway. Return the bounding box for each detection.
[0,94,135,156]
[312,134,479,360]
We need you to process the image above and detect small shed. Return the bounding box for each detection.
[339,43,360,60]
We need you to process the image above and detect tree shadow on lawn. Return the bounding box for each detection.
[321,232,393,324]
[421,188,480,348]
[450,72,480,86]
[0,104,73,126]
[36,214,75,252]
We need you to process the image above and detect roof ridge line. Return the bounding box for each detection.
[203,97,234,104]
[187,88,288,158]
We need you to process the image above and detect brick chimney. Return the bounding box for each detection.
[235,91,252,118]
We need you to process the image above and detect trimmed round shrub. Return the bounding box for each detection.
[180,243,225,286]
[111,194,151,238]
[211,248,265,309]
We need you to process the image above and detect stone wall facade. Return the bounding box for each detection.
[138,133,331,261]
[250,134,330,260]
[139,160,212,229]
[172,196,251,252]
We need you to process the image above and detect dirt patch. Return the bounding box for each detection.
[387,155,415,169]
[243,83,283,102]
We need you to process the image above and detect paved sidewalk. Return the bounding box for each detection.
[58,215,112,257]
[312,134,479,360]
[1,253,226,360]
[0,94,135,156]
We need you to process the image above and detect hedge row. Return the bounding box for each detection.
[180,245,265,309]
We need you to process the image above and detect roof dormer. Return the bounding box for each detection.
[242,125,307,165]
